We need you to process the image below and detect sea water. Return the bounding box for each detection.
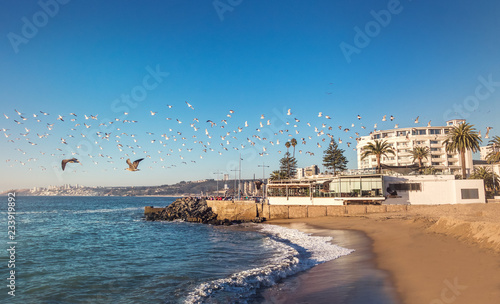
[0,196,353,303]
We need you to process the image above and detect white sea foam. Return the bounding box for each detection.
[184,224,354,303]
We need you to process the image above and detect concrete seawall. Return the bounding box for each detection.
[145,201,434,221]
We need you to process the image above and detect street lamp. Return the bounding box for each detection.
[258,162,269,199]
[238,153,243,201]
[213,170,222,196]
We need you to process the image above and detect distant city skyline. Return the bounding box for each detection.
[1,1,500,191]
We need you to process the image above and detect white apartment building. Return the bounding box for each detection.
[480,145,494,161]
[356,119,473,176]
[296,165,320,179]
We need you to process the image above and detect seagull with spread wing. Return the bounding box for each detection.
[61,158,81,171]
[126,158,144,171]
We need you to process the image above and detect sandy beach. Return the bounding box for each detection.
[266,203,500,304]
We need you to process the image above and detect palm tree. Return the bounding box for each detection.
[486,135,500,164]
[269,170,287,181]
[290,138,298,158]
[410,146,429,173]
[360,140,395,174]
[285,141,291,154]
[469,166,499,194]
[444,122,482,179]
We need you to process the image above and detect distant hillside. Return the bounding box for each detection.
[3,179,261,196]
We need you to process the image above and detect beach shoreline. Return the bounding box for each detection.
[265,203,500,304]
[255,224,399,304]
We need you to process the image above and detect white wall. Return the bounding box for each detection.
[383,175,485,205]
[451,179,485,204]
[268,196,344,206]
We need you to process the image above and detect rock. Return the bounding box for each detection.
[145,197,266,225]
[145,197,220,224]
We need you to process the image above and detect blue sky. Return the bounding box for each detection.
[1,0,500,191]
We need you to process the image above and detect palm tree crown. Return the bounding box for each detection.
[486,135,500,164]
[444,122,482,179]
[360,140,395,173]
[410,146,430,169]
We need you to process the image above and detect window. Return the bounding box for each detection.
[397,131,407,137]
[389,183,421,191]
[461,189,479,199]
[417,130,427,135]
[430,140,439,144]
[430,147,440,152]
[429,129,441,135]
[432,162,440,166]
[373,134,381,139]
[431,155,441,158]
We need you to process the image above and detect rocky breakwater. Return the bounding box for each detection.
[145,197,239,225]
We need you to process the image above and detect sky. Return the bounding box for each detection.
[1,0,500,191]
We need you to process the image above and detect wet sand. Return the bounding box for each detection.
[264,204,500,304]
[255,224,398,304]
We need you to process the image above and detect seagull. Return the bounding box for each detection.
[126,158,144,171]
[185,101,194,110]
[414,116,419,123]
[427,120,431,127]
[357,115,361,120]
[390,115,394,121]
[287,108,292,115]
[485,127,492,139]
[61,158,81,171]
[382,115,386,121]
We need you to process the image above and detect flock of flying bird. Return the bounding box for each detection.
[1,102,494,175]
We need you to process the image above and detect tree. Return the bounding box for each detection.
[322,138,348,175]
[444,122,482,179]
[410,146,429,173]
[269,170,287,181]
[360,140,395,174]
[486,135,500,164]
[279,152,297,179]
[422,166,438,175]
[285,141,291,154]
[469,166,499,195]
[290,138,298,158]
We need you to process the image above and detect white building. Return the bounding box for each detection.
[480,145,494,161]
[296,165,320,179]
[356,119,473,176]
[267,174,485,205]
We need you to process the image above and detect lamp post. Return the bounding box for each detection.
[213,170,222,196]
[238,153,242,201]
[258,162,269,199]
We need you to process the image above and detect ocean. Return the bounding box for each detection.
[0,196,354,303]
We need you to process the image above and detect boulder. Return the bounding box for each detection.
[145,197,228,225]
